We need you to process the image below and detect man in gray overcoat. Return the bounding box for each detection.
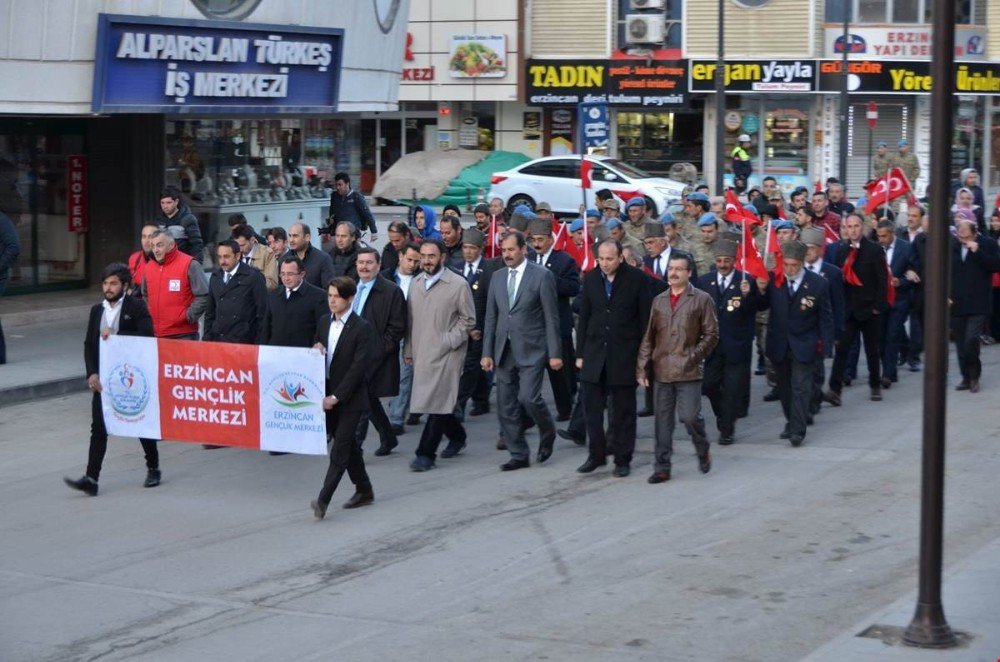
[405,239,476,471]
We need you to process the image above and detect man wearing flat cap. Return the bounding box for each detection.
[456,227,502,418]
[800,226,845,417]
[695,239,766,445]
[756,240,834,447]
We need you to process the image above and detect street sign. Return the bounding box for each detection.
[578,102,609,152]
[866,101,878,129]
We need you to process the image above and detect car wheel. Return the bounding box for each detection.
[506,194,536,214]
[643,196,658,218]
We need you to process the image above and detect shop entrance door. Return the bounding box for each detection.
[846,101,907,201]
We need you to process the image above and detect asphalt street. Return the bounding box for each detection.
[1,347,999,661]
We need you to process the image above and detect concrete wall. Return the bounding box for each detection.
[684,0,814,58]
[0,0,409,113]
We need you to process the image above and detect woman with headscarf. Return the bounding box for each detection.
[951,187,984,232]
[411,204,442,241]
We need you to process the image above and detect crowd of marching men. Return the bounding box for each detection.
[63,176,1000,520]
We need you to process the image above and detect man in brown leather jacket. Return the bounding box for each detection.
[637,252,719,484]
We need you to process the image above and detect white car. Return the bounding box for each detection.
[488,155,689,218]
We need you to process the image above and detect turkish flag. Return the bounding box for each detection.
[865,167,912,215]
[822,223,839,245]
[724,189,762,226]
[736,219,769,281]
[581,158,593,190]
[485,215,501,259]
[552,218,570,252]
[580,220,595,272]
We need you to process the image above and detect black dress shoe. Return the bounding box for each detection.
[637,408,653,418]
[779,430,791,439]
[406,414,422,425]
[576,458,606,473]
[718,435,734,445]
[754,356,767,375]
[908,362,921,372]
[143,469,161,488]
[956,380,970,391]
[310,499,327,520]
[469,405,489,416]
[342,491,374,509]
[698,451,712,474]
[64,475,98,496]
[391,424,406,435]
[557,428,585,445]
[613,464,630,478]
[789,435,804,447]
[556,412,571,422]
[737,411,749,419]
[870,386,883,401]
[843,376,853,387]
[880,376,892,389]
[440,440,466,458]
[374,438,399,457]
[763,389,779,402]
[537,441,554,464]
[496,437,507,450]
[969,379,980,393]
[647,470,671,484]
[500,458,530,471]
[822,390,842,407]
[269,451,289,456]
[806,415,814,426]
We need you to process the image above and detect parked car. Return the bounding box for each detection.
[488,155,689,217]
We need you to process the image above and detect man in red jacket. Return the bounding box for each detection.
[142,229,208,339]
[127,223,159,296]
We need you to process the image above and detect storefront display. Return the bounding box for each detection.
[722,98,813,193]
[617,109,703,175]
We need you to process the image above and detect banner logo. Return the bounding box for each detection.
[106,363,150,417]
[272,374,318,408]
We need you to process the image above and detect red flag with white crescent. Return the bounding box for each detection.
[724,189,762,226]
[865,167,912,215]
[735,219,769,281]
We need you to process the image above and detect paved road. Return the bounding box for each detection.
[1,348,998,661]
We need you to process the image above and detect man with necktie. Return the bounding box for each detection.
[482,231,563,471]
[695,239,765,445]
[455,228,501,419]
[757,240,834,447]
[385,242,422,435]
[950,217,1000,392]
[875,219,918,388]
[799,227,845,418]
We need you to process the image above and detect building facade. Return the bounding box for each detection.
[0,0,408,293]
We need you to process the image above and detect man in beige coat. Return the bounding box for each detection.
[637,251,718,484]
[233,224,278,290]
[405,239,476,471]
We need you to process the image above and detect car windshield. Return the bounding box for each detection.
[601,159,652,180]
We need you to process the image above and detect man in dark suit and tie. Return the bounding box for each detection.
[455,228,501,419]
[311,277,377,519]
[575,239,652,476]
[800,228,845,417]
[695,239,765,445]
[482,231,563,471]
[263,255,328,348]
[64,263,161,496]
[825,213,888,404]
[875,220,919,386]
[385,242,422,434]
[203,239,268,344]
[527,218,580,421]
[757,241,834,447]
[352,247,407,457]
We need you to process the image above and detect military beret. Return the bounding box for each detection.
[463,227,485,248]
[585,208,601,219]
[782,240,807,261]
[527,218,552,237]
[643,222,666,239]
[569,218,585,233]
[687,192,710,204]
[713,239,738,258]
[626,197,647,209]
[606,218,623,230]
[773,220,795,231]
[800,227,825,246]
[659,212,677,226]
[697,212,718,227]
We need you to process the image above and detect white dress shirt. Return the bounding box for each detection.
[101,299,123,334]
[326,310,352,371]
[536,249,552,266]
[806,258,824,274]
[787,271,804,294]
[285,283,302,300]
[397,271,414,300]
[717,271,732,291]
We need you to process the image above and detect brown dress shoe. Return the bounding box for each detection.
[647,470,671,484]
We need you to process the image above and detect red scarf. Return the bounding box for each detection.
[842,246,864,286]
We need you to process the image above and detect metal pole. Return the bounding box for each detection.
[714,0,725,194]
[903,0,957,648]
[837,0,849,185]
[867,126,873,182]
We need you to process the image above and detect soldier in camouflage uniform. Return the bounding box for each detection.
[894,139,920,185]
[692,212,721,276]
[623,197,653,244]
[872,141,892,179]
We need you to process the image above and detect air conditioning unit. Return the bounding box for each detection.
[631,0,666,9]
[625,14,666,44]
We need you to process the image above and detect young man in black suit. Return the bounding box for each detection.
[454,228,501,420]
[204,239,268,344]
[528,218,581,422]
[695,239,765,445]
[311,277,377,519]
[825,212,888,404]
[65,263,160,496]
[875,219,919,386]
[757,241,834,447]
[575,239,652,476]
[352,247,407,457]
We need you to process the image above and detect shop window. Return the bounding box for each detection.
[835,0,986,23]
[617,110,703,176]
[989,97,1000,192]
[722,99,811,192]
[521,159,579,179]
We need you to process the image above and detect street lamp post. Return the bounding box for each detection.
[714,0,725,195]
[902,0,958,648]
[837,0,849,186]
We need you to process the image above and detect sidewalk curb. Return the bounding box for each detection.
[0,375,87,408]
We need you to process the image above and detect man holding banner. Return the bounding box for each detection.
[65,263,161,496]
[311,277,377,519]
